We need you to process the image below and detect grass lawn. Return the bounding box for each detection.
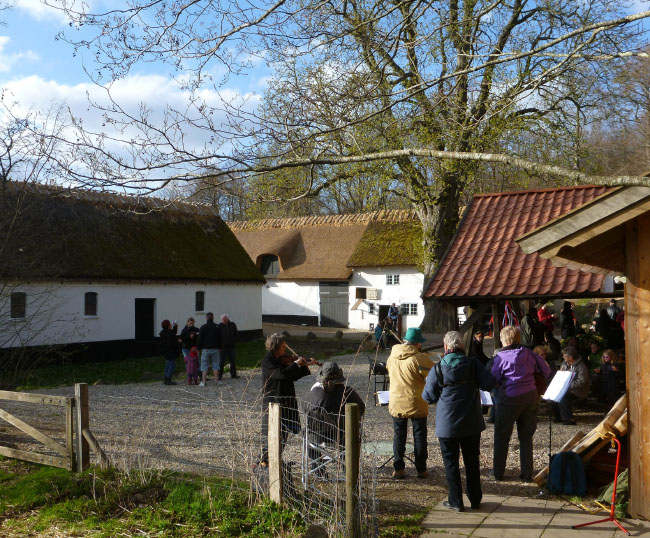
[0,458,305,537]
[18,340,267,390]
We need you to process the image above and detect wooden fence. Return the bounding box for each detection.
[0,383,108,472]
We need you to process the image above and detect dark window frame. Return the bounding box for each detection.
[260,254,280,276]
[84,292,98,316]
[195,291,205,312]
[10,292,26,319]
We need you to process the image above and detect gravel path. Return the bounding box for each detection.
[0,349,606,503]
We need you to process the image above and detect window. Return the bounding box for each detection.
[84,292,98,316]
[369,303,376,315]
[260,254,280,276]
[407,303,418,316]
[10,292,26,319]
[195,291,205,312]
[355,287,367,299]
[386,274,400,285]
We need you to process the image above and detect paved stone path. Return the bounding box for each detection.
[421,495,649,537]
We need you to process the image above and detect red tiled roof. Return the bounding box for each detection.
[424,186,611,300]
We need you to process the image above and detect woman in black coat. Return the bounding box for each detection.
[258,333,318,466]
[422,331,495,512]
[159,319,180,385]
[560,301,576,339]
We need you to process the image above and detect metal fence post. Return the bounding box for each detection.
[268,402,283,504]
[345,402,361,537]
[75,383,89,472]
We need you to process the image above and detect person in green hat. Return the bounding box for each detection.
[386,327,434,479]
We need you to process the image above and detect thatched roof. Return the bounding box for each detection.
[0,181,264,282]
[230,210,421,280]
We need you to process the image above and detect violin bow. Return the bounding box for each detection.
[285,344,321,366]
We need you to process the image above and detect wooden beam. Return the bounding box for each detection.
[0,446,67,469]
[458,304,489,334]
[345,403,361,538]
[66,399,75,471]
[625,215,650,519]
[82,429,110,468]
[0,408,68,457]
[0,390,69,407]
[75,383,90,472]
[268,403,282,504]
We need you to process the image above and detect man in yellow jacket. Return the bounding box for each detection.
[386,327,434,479]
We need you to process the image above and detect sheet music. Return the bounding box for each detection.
[377,391,390,405]
[542,371,574,402]
[480,391,493,406]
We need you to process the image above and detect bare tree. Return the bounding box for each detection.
[41,1,650,328]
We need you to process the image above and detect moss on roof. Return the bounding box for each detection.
[347,220,423,268]
[0,183,264,282]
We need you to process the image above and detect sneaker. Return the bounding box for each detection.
[199,381,205,387]
[417,471,428,479]
[519,474,533,482]
[471,502,481,510]
[231,374,240,379]
[442,501,464,512]
[391,469,405,479]
[562,419,577,425]
[488,469,504,481]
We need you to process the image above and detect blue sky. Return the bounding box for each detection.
[1,0,649,180]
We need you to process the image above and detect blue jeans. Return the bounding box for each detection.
[201,349,220,372]
[164,359,175,379]
[392,416,428,473]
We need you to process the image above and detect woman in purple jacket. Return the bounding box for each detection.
[490,325,550,481]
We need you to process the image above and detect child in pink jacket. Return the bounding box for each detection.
[185,347,200,385]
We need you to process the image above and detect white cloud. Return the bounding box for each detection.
[0,72,262,180]
[0,35,38,72]
[14,0,83,23]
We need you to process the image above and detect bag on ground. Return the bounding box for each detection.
[548,451,587,496]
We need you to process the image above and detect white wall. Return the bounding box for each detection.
[262,280,320,318]
[0,281,262,348]
[348,267,425,331]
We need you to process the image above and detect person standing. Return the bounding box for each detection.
[422,331,495,512]
[258,333,318,466]
[607,299,621,321]
[386,327,434,479]
[536,302,557,333]
[490,325,550,481]
[180,317,200,359]
[520,308,539,349]
[560,301,576,339]
[553,346,590,425]
[468,331,489,367]
[217,314,239,379]
[159,319,180,385]
[197,312,221,386]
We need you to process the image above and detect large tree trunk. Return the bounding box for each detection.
[416,175,463,332]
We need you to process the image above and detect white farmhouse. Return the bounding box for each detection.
[230,211,424,332]
[0,182,264,360]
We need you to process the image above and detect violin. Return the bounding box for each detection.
[277,344,322,367]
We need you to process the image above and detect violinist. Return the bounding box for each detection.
[258,333,319,467]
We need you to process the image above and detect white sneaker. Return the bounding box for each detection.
[199,381,205,387]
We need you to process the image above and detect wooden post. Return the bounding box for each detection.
[66,398,75,471]
[75,383,89,472]
[345,403,361,538]
[268,402,283,504]
[625,216,650,519]
[492,303,501,349]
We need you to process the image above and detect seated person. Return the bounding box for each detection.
[588,341,603,373]
[303,362,365,472]
[591,349,621,406]
[553,346,590,425]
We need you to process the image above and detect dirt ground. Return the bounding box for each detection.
[0,334,610,527]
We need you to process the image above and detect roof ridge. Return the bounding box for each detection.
[229,209,418,229]
[473,184,603,198]
[5,180,218,218]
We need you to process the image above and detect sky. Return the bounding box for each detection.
[1,0,649,185]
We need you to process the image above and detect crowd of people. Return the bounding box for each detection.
[158,312,240,386]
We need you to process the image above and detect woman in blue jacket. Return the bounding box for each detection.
[422,331,495,512]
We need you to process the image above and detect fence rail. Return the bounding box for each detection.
[0,383,106,472]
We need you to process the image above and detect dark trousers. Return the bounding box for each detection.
[219,346,237,377]
[392,416,428,473]
[439,435,482,508]
[554,391,581,422]
[493,392,538,479]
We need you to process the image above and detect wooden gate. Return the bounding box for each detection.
[319,282,349,327]
[0,383,108,472]
[0,389,75,470]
